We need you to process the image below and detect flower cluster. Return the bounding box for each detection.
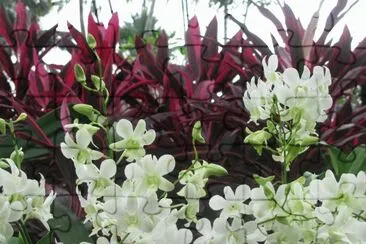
[61,119,227,243]
[243,55,332,125]
[195,170,366,243]
[243,55,333,170]
[0,158,56,242]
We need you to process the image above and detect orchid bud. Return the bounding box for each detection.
[91,75,106,91]
[73,104,95,121]
[204,163,228,177]
[14,113,27,123]
[253,174,275,187]
[244,129,271,146]
[87,33,97,49]
[10,148,24,165]
[300,135,319,146]
[74,64,86,84]
[192,121,205,144]
[0,159,9,168]
[0,118,6,135]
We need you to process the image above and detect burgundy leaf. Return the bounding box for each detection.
[0,6,14,48]
[201,17,218,78]
[156,31,169,71]
[0,45,14,79]
[185,16,201,78]
[67,22,97,64]
[317,0,347,44]
[14,2,27,47]
[37,24,58,48]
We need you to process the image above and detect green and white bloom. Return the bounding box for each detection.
[0,196,13,243]
[209,185,252,218]
[243,77,273,123]
[109,119,156,162]
[124,154,175,195]
[76,159,117,197]
[0,159,56,230]
[61,129,104,165]
[194,217,266,244]
[309,170,366,212]
[177,160,209,199]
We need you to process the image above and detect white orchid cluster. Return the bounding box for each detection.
[0,157,56,242]
[243,55,333,171]
[61,110,366,243]
[194,170,366,244]
[61,118,227,243]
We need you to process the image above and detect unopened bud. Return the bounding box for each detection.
[74,64,86,84]
[91,75,106,91]
[73,104,95,121]
[204,163,228,177]
[14,113,27,123]
[87,33,97,49]
[10,148,24,165]
[192,121,205,144]
[0,118,6,135]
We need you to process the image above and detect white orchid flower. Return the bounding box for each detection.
[262,55,281,84]
[209,185,252,218]
[76,159,117,197]
[0,159,56,230]
[195,217,266,244]
[0,196,13,243]
[124,154,175,195]
[309,170,366,212]
[61,129,104,165]
[109,119,156,162]
[243,77,273,123]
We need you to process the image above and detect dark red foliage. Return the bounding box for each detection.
[0,0,365,204]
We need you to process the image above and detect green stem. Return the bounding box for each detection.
[16,221,32,244]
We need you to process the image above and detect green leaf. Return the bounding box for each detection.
[6,237,24,244]
[48,200,92,243]
[327,145,366,178]
[36,231,53,244]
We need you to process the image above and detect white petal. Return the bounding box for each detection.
[223,186,235,200]
[100,159,116,178]
[268,55,278,72]
[116,119,133,138]
[196,218,212,235]
[134,119,146,136]
[212,218,229,234]
[159,177,174,192]
[157,154,175,175]
[142,129,156,145]
[76,129,92,148]
[283,68,300,86]
[234,184,251,201]
[124,163,137,179]
[96,237,110,244]
[315,206,333,224]
[60,142,78,159]
[209,195,227,210]
[90,150,104,160]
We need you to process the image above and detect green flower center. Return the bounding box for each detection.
[125,138,141,150]
[125,214,139,226]
[145,175,160,188]
[76,149,89,163]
